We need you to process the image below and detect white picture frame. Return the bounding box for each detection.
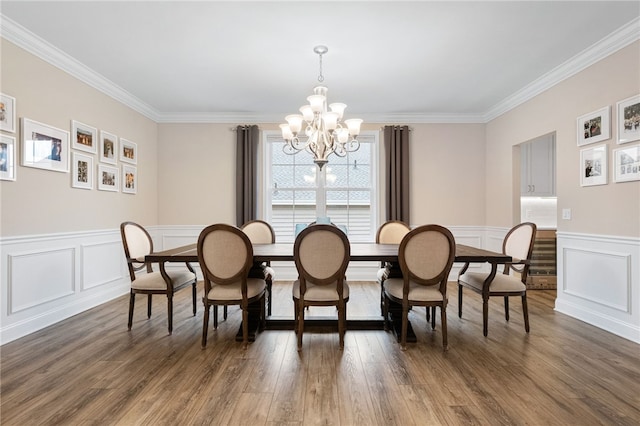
[71,152,94,190]
[617,94,640,144]
[0,93,16,133]
[120,138,137,164]
[613,144,640,183]
[0,134,17,181]
[580,144,607,187]
[99,130,118,165]
[577,106,610,146]
[21,118,70,173]
[122,164,137,194]
[71,120,98,154]
[97,164,119,192]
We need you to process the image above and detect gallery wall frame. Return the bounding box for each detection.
[99,130,118,165]
[0,93,16,133]
[122,164,137,194]
[577,106,610,146]
[617,94,640,144]
[580,144,607,187]
[71,152,94,190]
[97,164,119,192]
[71,120,98,154]
[613,144,640,183]
[120,138,137,164]
[21,118,70,173]
[0,134,17,181]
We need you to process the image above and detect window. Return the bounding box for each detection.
[264,131,378,243]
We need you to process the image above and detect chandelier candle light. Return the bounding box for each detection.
[280,45,363,170]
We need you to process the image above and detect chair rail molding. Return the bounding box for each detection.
[555,231,640,344]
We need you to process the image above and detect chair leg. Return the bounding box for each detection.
[167,294,173,335]
[242,303,249,349]
[426,305,430,322]
[431,306,436,329]
[128,292,135,330]
[260,294,266,331]
[441,305,448,351]
[267,278,273,317]
[382,293,389,331]
[458,284,463,318]
[401,303,408,351]
[202,303,210,347]
[482,295,489,337]
[192,283,197,316]
[223,305,228,320]
[213,305,218,329]
[338,302,345,350]
[293,298,299,333]
[504,296,510,321]
[297,301,305,351]
[522,294,530,333]
[147,294,152,318]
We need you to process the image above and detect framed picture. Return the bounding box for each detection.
[0,134,17,181]
[71,152,93,190]
[580,144,607,187]
[617,94,640,144]
[71,120,97,154]
[21,118,70,173]
[97,164,119,192]
[99,130,118,165]
[0,93,16,133]
[577,106,610,146]
[613,144,640,183]
[120,139,137,164]
[122,164,137,194]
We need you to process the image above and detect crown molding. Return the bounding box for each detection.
[2,14,638,125]
[0,15,162,122]
[483,16,640,122]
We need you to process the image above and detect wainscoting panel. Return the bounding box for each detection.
[8,247,75,314]
[81,240,126,291]
[556,232,639,343]
[1,229,130,345]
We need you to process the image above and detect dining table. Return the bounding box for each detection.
[146,242,511,341]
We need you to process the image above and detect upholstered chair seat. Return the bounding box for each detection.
[457,222,537,336]
[382,224,455,350]
[120,221,198,334]
[241,220,277,316]
[198,223,267,349]
[292,224,350,350]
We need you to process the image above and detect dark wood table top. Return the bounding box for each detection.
[146,242,511,264]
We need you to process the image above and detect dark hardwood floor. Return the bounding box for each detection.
[1,281,639,425]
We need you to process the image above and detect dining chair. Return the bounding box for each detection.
[120,221,197,334]
[292,224,350,351]
[241,220,276,316]
[198,223,266,349]
[457,222,537,336]
[382,224,455,350]
[375,220,411,315]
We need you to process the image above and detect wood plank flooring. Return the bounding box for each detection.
[1,281,639,425]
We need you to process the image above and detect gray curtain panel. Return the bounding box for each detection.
[236,125,259,226]
[383,125,410,224]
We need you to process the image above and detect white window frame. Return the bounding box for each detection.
[263,130,379,243]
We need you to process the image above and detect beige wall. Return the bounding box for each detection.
[410,123,486,226]
[156,123,487,229]
[3,37,637,239]
[0,40,158,236]
[156,123,236,226]
[486,42,640,237]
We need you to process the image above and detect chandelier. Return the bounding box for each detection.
[280,45,363,169]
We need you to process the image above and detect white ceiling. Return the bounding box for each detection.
[1,1,639,123]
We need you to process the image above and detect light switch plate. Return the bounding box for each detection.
[562,208,571,220]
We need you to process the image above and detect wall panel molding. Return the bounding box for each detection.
[556,232,639,343]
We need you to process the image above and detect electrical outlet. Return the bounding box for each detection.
[562,208,571,220]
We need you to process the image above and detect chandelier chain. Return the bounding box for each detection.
[318,52,324,82]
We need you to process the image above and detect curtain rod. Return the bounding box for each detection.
[230,125,260,131]
[379,126,413,131]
